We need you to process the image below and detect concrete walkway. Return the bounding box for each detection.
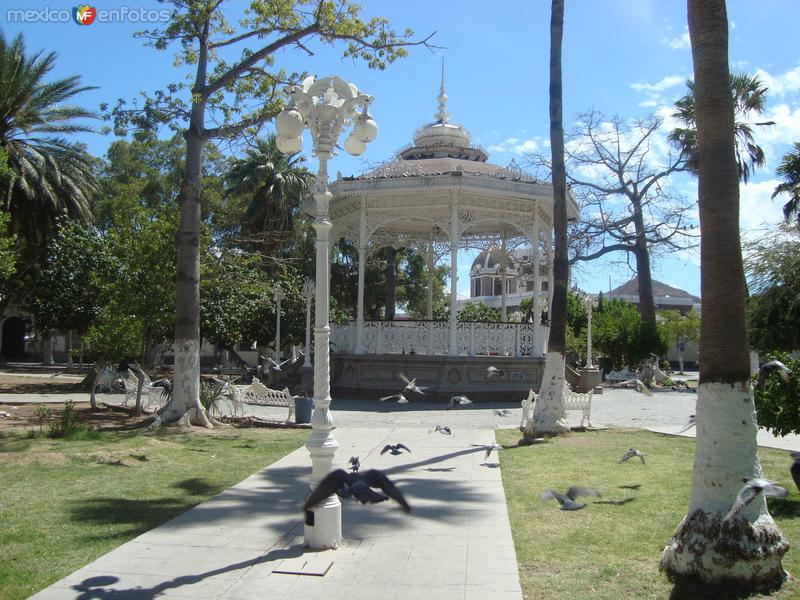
[29,426,521,600]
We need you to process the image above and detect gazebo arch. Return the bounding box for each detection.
[326,73,578,400]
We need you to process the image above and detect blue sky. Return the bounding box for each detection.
[3,0,800,300]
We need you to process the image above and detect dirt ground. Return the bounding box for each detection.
[0,373,152,433]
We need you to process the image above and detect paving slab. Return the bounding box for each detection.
[28,425,522,600]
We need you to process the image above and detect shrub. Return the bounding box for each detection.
[754,353,800,436]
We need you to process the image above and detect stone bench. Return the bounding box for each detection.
[232,377,294,423]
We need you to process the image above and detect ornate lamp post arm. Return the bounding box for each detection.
[276,76,377,551]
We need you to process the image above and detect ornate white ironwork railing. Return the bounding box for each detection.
[332,320,549,356]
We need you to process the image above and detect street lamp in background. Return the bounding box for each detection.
[273,287,285,363]
[302,279,315,368]
[276,75,376,550]
[583,294,597,368]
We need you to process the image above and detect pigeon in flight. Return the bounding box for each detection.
[348,456,360,472]
[540,486,601,510]
[381,443,411,456]
[482,442,503,463]
[304,469,411,512]
[430,424,453,436]
[495,408,512,417]
[620,379,653,396]
[757,360,792,389]
[399,373,428,395]
[722,477,787,523]
[619,448,646,464]
[791,451,800,494]
[486,365,503,380]
[447,395,472,410]
[676,414,696,434]
[379,393,409,403]
[267,356,293,372]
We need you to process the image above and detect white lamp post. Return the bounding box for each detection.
[583,295,597,368]
[273,287,285,363]
[276,75,376,550]
[302,279,315,367]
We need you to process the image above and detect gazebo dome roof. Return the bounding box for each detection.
[471,247,514,272]
[398,66,488,163]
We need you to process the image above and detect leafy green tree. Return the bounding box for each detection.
[0,148,17,284]
[110,1,433,424]
[225,135,313,261]
[396,251,448,319]
[753,353,800,436]
[0,32,97,246]
[593,298,666,369]
[670,73,773,183]
[658,309,700,373]
[771,142,800,224]
[745,223,800,352]
[457,301,500,322]
[25,220,111,364]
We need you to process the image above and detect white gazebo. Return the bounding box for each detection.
[328,74,579,401]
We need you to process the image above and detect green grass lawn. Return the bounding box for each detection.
[0,426,308,600]
[497,428,800,600]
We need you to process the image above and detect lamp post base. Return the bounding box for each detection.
[304,494,342,550]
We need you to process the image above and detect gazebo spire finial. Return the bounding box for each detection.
[435,57,449,123]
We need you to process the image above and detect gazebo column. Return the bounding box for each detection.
[354,198,367,355]
[448,204,459,356]
[531,217,543,356]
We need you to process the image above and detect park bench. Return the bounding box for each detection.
[520,380,593,429]
[232,377,295,423]
[122,368,169,411]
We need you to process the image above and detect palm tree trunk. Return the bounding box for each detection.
[661,0,787,587]
[527,0,569,437]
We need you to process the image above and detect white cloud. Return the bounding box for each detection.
[631,75,686,94]
[755,64,800,98]
[662,30,690,50]
[488,136,543,156]
[739,179,786,233]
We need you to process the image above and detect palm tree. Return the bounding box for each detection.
[526,0,569,437]
[225,135,312,260]
[670,73,774,183]
[661,0,788,588]
[0,31,97,247]
[772,142,800,223]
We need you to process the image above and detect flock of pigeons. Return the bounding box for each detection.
[304,371,508,513]
[305,360,797,523]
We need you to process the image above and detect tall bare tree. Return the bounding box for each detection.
[526,0,569,437]
[112,1,434,426]
[661,0,788,589]
[531,110,693,326]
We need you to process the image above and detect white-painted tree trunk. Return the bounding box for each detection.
[42,331,54,366]
[164,339,212,428]
[661,382,788,585]
[525,351,569,437]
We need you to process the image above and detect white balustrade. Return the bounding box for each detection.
[332,320,547,356]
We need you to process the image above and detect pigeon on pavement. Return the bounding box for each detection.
[676,414,696,434]
[348,456,360,472]
[722,477,787,523]
[304,469,411,512]
[447,395,472,410]
[540,486,601,510]
[430,424,453,436]
[381,443,411,456]
[619,448,646,464]
[495,409,512,417]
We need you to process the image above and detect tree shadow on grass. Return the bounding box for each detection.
[669,575,786,600]
[767,496,800,519]
[70,497,201,541]
[173,478,217,496]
